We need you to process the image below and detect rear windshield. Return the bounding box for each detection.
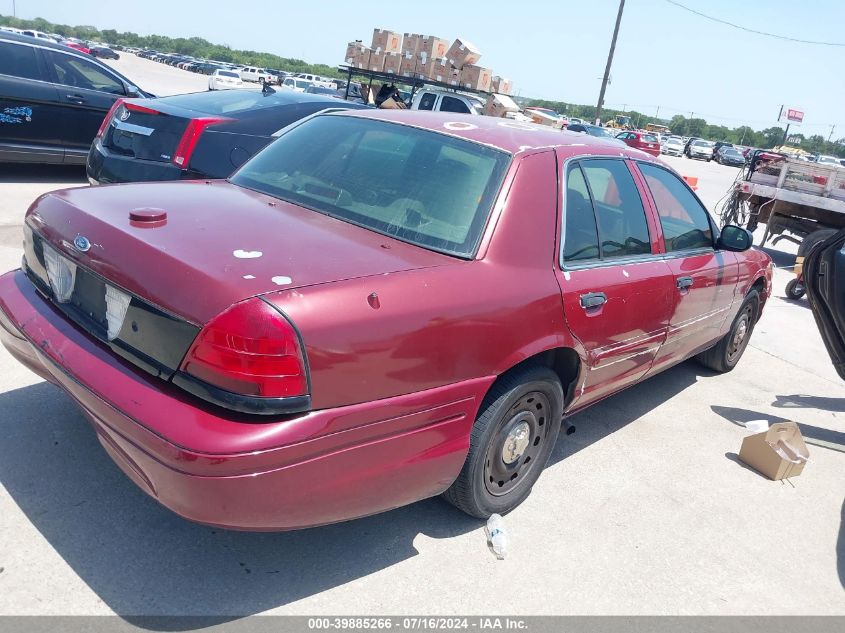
[218,70,239,78]
[230,116,511,258]
[642,134,658,143]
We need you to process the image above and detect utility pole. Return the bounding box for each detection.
[778,105,790,145]
[12,0,15,17]
[828,125,836,143]
[595,0,626,125]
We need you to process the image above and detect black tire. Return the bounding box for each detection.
[442,365,564,518]
[785,278,805,300]
[797,229,837,258]
[696,289,760,373]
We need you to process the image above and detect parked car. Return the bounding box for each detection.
[712,141,733,158]
[661,136,685,156]
[282,77,314,93]
[615,130,660,156]
[688,139,716,161]
[304,85,343,98]
[566,123,627,147]
[0,111,772,530]
[86,89,365,184]
[90,46,119,60]
[62,40,91,55]
[208,69,243,91]
[715,146,746,167]
[0,31,152,165]
[814,154,842,166]
[238,66,275,84]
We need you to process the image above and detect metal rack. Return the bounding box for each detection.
[338,64,493,104]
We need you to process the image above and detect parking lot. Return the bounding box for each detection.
[0,53,842,618]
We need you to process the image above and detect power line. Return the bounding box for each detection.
[664,0,845,47]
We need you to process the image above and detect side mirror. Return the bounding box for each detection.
[718,225,753,252]
[125,84,141,97]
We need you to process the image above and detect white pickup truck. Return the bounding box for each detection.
[409,89,484,114]
[238,66,275,84]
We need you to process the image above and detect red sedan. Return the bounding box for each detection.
[616,130,661,156]
[0,111,772,530]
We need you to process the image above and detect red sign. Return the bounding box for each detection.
[787,109,804,123]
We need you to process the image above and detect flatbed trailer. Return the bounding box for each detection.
[720,152,845,253]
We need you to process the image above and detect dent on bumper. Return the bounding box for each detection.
[0,270,492,530]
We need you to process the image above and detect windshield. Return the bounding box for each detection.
[160,90,294,114]
[693,140,714,148]
[724,149,742,158]
[588,126,616,138]
[307,87,337,95]
[230,116,511,258]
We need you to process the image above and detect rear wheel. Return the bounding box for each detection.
[696,289,760,372]
[442,365,564,518]
[785,278,805,300]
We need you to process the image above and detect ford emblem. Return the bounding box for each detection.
[119,108,130,121]
[73,235,91,252]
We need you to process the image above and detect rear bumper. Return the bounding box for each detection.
[0,270,489,530]
[86,140,185,185]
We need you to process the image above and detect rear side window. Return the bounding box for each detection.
[0,41,43,81]
[580,159,651,259]
[440,96,470,114]
[418,93,436,111]
[563,166,600,263]
[45,51,125,94]
[638,163,713,252]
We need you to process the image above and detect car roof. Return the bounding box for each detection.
[0,29,81,52]
[330,110,661,159]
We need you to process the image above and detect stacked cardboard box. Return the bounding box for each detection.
[484,94,520,118]
[383,52,402,75]
[491,76,513,95]
[459,65,492,92]
[343,29,515,95]
[417,35,449,61]
[372,28,402,54]
[429,59,460,85]
[445,39,482,69]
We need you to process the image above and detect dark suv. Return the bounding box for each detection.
[0,31,152,164]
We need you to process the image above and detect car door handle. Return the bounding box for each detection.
[579,292,607,309]
[677,276,694,290]
[65,93,86,103]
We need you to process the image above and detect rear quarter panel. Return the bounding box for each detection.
[264,150,579,410]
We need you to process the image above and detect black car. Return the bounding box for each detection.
[715,146,746,167]
[87,89,366,184]
[90,46,120,60]
[0,31,152,165]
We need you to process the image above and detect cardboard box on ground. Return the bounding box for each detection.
[738,421,809,480]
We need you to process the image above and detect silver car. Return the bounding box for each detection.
[661,136,685,157]
[689,139,715,161]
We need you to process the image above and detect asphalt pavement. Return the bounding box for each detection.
[0,53,842,618]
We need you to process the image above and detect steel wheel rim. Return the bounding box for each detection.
[727,305,753,363]
[484,391,551,497]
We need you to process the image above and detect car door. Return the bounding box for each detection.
[635,161,740,375]
[556,156,675,408]
[0,39,65,163]
[42,48,127,162]
[804,228,845,380]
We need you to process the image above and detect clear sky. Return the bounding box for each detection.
[7,0,845,135]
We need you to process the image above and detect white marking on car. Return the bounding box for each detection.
[271,275,293,285]
[243,275,255,280]
[233,249,263,258]
[444,121,478,131]
[623,269,630,277]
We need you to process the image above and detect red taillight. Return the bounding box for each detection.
[180,298,308,398]
[95,98,125,139]
[124,102,160,115]
[171,117,231,168]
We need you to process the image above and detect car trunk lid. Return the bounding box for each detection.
[101,101,195,163]
[25,180,453,326]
